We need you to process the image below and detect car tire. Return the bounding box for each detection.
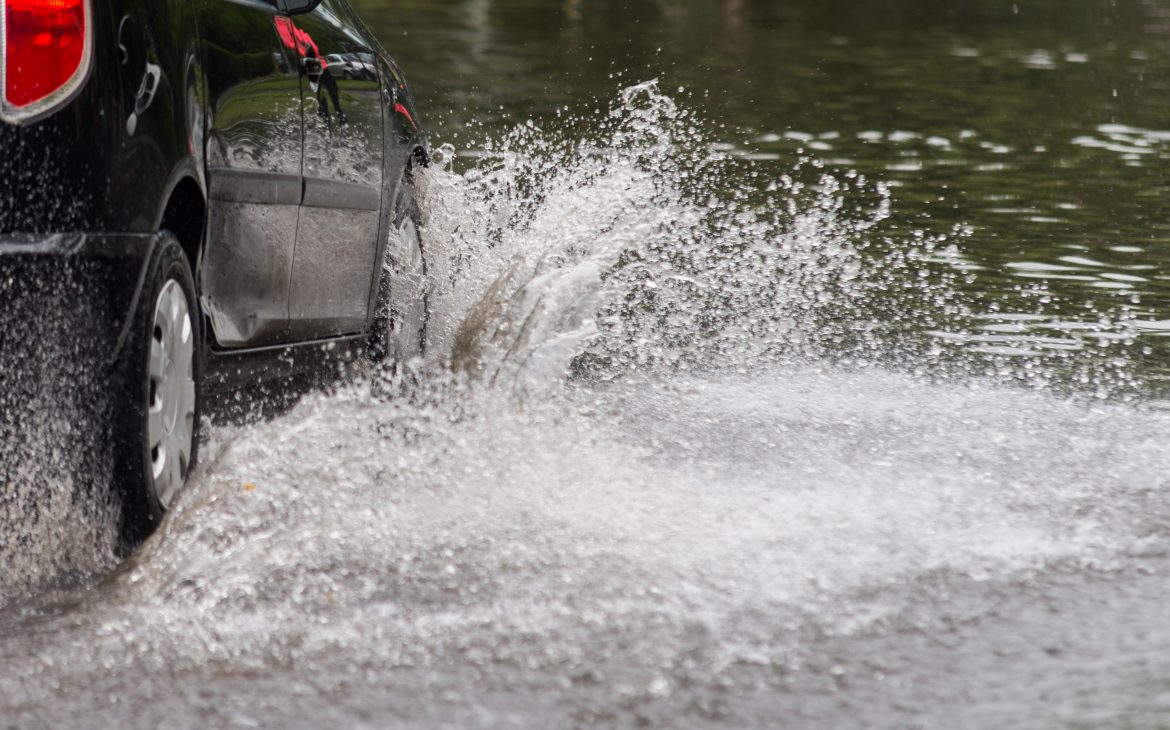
[368,176,428,364]
[114,231,201,546]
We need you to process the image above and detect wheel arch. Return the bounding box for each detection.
[155,169,206,276]
[363,144,429,335]
[110,167,207,362]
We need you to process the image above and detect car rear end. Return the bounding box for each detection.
[0,0,203,362]
[0,0,201,524]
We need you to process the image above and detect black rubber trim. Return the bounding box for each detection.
[208,168,380,211]
[208,167,302,206]
[302,176,381,211]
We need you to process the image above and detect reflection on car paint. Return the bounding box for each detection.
[285,0,386,339]
[200,1,305,347]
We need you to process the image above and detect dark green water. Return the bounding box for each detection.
[354,0,1170,398]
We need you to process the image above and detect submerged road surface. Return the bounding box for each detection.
[3,369,1170,728]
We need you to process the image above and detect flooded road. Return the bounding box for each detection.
[7,0,1170,726]
[5,365,1170,728]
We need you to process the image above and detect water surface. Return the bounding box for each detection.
[5,1,1170,727]
[356,0,1170,396]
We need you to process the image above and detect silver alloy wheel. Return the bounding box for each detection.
[147,279,196,510]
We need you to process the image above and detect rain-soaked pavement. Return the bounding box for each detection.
[6,80,1170,727]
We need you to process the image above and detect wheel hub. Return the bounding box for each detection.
[147,279,196,510]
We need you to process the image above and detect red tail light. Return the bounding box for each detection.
[1,0,92,123]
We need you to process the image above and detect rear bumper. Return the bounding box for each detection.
[0,232,154,366]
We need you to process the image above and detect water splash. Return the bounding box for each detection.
[414,81,965,396]
[416,80,1150,401]
[0,264,121,604]
[3,82,1170,727]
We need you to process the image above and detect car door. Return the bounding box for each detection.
[283,0,385,340]
[198,0,304,348]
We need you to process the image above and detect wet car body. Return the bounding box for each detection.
[0,0,427,539]
[324,52,373,80]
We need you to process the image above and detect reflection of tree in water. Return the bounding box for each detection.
[274,16,346,125]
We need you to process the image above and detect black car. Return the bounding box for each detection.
[0,0,428,542]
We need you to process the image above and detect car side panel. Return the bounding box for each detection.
[284,0,384,340]
[197,0,304,348]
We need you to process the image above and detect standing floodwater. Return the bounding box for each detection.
[7,0,1170,726]
[3,77,1170,727]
